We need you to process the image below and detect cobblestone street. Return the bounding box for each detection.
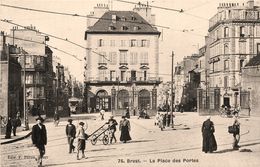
[1,112,260,167]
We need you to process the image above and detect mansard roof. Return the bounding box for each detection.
[85,11,160,38]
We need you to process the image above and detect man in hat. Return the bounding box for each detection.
[66,119,76,153]
[107,116,118,144]
[31,117,47,167]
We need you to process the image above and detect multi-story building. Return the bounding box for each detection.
[0,32,22,130]
[207,0,260,110]
[84,4,161,115]
[7,26,55,117]
[174,54,199,110]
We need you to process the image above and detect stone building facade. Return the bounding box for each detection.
[84,4,161,116]
[207,0,260,110]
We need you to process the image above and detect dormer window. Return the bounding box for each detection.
[121,16,126,21]
[133,26,139,31]
[112,14,117,23]
[122,25,128,31]
[109,24,115,30]
[131,15,136,21]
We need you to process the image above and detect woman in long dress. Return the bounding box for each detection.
[119,116,131,143]
[201,116,217,153]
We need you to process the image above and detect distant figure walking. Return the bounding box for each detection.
[76,122,87,160]
[66,119,76,153]
[125,107,130,119]
[232,114,240,150]
[201,116,217,153]
[53,110,60,127]
[119,116,131,143]
[100,108,105,120]
[5,117,12,139]
[31,117,47,167]
[107,116,118,144]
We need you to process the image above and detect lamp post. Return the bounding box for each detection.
[165,92,169,127]
[132,82,136,114]
[22,52,29,130]
[170,51,174,128]
[111,86,116,116]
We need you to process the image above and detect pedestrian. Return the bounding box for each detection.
[76,122,87,160]
[53,110,60,127]
[11,117,18,136]
[31,117,47,167]
[119,116,131,143]
[107,116,118,144]
[158,113,164,131]
[201,116,217,153]
[154,112,160,126]
[125,107,130,119]
[232,114,240,150]
[100,108,105,120]
[66,119,76,153]
[5,117,12,139]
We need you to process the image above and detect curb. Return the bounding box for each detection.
[1,132,32,145]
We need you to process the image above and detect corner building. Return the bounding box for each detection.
[207,0,260,109]
[84,4,161,115]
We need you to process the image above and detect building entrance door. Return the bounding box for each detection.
[223,97,230,107]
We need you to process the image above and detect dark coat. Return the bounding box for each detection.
[107,118,118,131]
[201,119,217,152]
[119,119,131,142]
[32,124,47,147]
[66,124,76,138]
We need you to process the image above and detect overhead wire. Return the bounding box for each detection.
[4,35,83,61]
[0,19,111,62]
[0,4,170,29]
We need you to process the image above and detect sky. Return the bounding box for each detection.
[1,0,259,82]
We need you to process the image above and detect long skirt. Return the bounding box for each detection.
[120,126,131,142]
[202,133,217,152]
[77,139,86,151]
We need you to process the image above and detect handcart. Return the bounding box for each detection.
[89,123,114,145]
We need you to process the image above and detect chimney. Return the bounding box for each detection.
[247,0,254,8]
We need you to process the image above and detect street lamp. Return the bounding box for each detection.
[132,82,136,114]
[111,86,116,116]
[22,51,29,130]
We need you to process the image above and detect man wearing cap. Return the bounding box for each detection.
[76,122,87,160]
[31,117,47,167]
[107,116,118,144]
[66,119,76,153]
[201,116,217,153]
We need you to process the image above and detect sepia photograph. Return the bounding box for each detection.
[0,0,260,166]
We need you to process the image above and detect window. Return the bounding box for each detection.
[240,26,245,37]
[121,40,126,47]
[25,74,33,84]
[98,52,107,64]
[120,51,127,64]
[121,71,126,81]
[140,52,148,64]
[144,71,147,81]
[98,39,104,47]
[112,14,117,23]
[224,44,229,54]
[224,76,228,88]
[239,42,246,54]
[110,71,116,81]
[240,59,244,72]
[99,70,107,81]
[122,25,127,31]
[131,70,136,81]
[130,52,138,65]
[130,39,137,47]
[224,60,229,70]
[257,43,260,54]
[224,27,229,37]
[109,52,117,65]
[110,40,115,47]
[141,40,149,47]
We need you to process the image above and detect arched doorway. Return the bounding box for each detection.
[138,89,150,109]
[96,90,110,111]
[117,90,129,109]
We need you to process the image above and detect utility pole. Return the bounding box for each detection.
[23,51,29,130]
[170,51,174,128]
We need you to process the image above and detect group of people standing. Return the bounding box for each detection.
[5,112,22,139]
[155,112,175,130]
[201,113,241,153]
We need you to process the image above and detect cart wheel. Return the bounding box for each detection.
[91,135,97,145]
[102,135,109,145]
